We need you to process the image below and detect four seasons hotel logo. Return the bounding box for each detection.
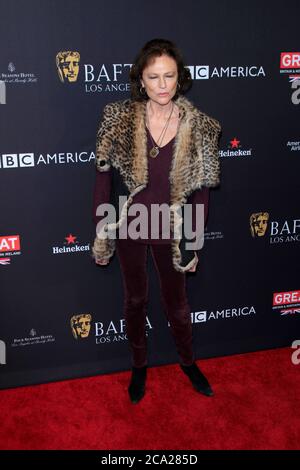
[56,51,80,83]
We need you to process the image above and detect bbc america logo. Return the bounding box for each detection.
[187,66,210,80]
[192,311,207,322]
[187,65,265,80]
[0,153,34,168]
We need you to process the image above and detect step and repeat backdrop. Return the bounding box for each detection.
[0,0,299,389]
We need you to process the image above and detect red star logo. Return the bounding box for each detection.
[65,234,77,244]
[230,137,240,148]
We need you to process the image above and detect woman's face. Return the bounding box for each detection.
[140,54,178,104]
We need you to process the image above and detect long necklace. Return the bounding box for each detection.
[146,101,174,158]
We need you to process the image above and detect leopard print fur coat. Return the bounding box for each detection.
[91,94,221,273]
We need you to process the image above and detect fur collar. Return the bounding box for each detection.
[101,94,221,205]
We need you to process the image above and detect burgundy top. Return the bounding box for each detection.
[92,127,210,248]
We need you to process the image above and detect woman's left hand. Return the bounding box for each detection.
[187,252,199,272]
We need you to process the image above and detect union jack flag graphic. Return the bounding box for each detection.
[289,75,300,82]
[280,308,300,315]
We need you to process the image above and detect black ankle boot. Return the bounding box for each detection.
[128,365,147,404]
[180,362,214,397]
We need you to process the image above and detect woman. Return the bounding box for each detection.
[91,38,221,404]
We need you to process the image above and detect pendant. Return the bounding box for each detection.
[149,146,159,158]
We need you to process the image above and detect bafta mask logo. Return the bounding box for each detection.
[250,212,269,237]
[71,314,92,340]
[56,51,80,83]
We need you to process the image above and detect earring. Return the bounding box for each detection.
[140,86,146,95]
[177,82,181,90]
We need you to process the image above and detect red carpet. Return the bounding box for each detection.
[0,347,299,450]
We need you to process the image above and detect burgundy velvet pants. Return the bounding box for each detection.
[115,237,195,368]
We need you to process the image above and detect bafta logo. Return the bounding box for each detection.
[56,51,80,83]
[250,212,269,237]
[71,314,92,340]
